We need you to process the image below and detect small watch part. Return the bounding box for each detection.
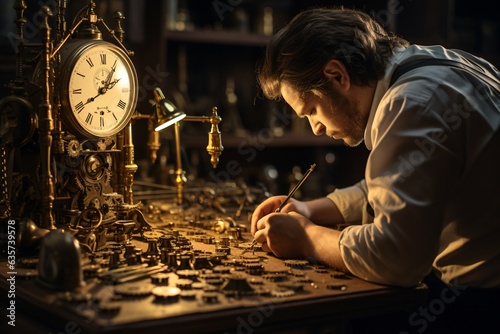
[255,288,271,296]
[176,269,200,280]
[142,231,164,240]
[241,255,261,263]
[248,277,265,285]
[144,239,160,257]
[57,291,92,303]
[270,289,295,298]
[212,265,232,274]
[265,268,288,275]
[177,254,192,270]
[203,285,220,293]
[98,301,121,313]
[263,274,287,282]
[180,290,197,299]
[176,278,193,289]
[191,282,206,290]
[201,292,219,303]
[289,270,306,277]
[114,283,154,296]
[204,278,225,286]
[331,271,351,279]
[151,286,181,301]
[191,255,213,270]
[215,245,231,255]
[245,263,264,275]
[151,273,170,284]
[221,275,254,294]
[238,242,253,250]
[284,259,309,268]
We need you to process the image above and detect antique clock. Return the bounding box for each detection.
[59,38,138,138]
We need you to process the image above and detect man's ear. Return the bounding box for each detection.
[323,60,350,91]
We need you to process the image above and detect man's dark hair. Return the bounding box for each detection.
[257,7,409,100]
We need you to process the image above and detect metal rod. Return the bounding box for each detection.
[275,163,316,213]
[248,163,316,252]
[114,265,167,284]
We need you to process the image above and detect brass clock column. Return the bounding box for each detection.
[114,12,137,206]
[39,7,56,229]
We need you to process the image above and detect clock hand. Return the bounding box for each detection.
[83,88,105,106]
[106,78,121,90]
[104,61,117,87]
[82,77,121,107]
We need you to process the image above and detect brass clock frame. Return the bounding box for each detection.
[58,39,139,139]
[0,0,143,229]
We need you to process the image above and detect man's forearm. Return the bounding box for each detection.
[304,224,349,272]
[304,197,345,227]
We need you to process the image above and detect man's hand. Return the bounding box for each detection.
[250,196,310,235]
[253,211,314,259]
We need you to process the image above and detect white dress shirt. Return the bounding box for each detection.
[327,45,500,288]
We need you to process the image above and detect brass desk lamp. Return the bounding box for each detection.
[152,87,223,206]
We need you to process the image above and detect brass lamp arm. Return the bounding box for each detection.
[182,108,223,169]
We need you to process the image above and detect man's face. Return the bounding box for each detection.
[280,82,367,147]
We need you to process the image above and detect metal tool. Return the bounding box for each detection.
[246,163,316,253]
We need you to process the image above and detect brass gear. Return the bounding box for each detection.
[66,139,81,158]
[81,154,111,184]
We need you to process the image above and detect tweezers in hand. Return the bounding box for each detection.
[245,163,316,254]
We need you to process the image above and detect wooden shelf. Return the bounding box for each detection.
[165,29,270,47]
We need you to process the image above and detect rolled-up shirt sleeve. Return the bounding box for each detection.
[326,180,367,225]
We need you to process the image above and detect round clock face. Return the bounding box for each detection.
[63,41,138,138]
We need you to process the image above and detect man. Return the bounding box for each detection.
[251,7,499,333]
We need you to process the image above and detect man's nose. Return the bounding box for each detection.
[308,117,325,136]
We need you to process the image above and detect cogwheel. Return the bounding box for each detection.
[82,184,107,211]
[270,288,295,298]
[142,230,165,240]
[96,138,115,151]
[66,139,81,158]
[74,175,85,191]
[283,260,309,268]
[152,286,181,300]
[81,154,111,184]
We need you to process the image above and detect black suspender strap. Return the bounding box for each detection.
[389,58,500,92]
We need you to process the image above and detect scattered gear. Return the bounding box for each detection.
[151,286,181,301]
[270,288,295,298]
[284,260,309,268]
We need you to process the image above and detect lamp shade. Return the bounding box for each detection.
[153,88,187,131]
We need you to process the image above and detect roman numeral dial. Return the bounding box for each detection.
[64,41,138,138]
